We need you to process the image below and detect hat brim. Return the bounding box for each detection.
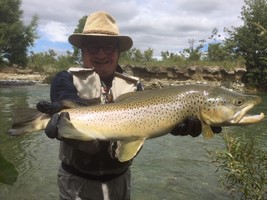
[68,34,133,52]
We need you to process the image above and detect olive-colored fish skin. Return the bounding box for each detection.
[8,84,265,162]
[59,85,263,139]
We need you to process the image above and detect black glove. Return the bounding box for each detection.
[45,112,70,139]
[170,117,222,137]
[36,101,64,114]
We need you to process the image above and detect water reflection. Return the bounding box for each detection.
[0,86,30,186]
[0,85,59,199]
[0,150,18,185]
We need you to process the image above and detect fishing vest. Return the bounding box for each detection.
[59,67,141,176]
[68,67,140,102]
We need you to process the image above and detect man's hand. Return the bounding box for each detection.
[37,101,64,114]
[170,117,222,137]
[45,112,70,139]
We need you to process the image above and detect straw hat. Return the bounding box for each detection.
[68,11,133,52]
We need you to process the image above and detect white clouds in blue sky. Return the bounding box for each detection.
[21,0,245,56]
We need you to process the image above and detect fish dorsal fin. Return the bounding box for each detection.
[62,98,101,108]
[114,92,136,102]
[201,122,214,139]
[115,139,145,162]
[58,114,94,141]
[61,100,81,109]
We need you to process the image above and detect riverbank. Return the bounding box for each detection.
[123,65,247,91]
[0,69,45,86]
[0,66,248,91]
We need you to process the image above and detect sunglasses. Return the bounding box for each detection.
[86,44,118,55]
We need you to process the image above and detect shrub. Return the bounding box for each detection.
[211,133,267,200]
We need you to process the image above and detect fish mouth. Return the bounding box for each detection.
[231,104,265,124]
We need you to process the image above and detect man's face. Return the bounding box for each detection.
[82,37,119,79]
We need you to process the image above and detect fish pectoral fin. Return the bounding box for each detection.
[58,115,93,141]
[201,122,214,139]
[115,139,145,162]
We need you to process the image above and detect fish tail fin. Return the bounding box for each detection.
[7,108,50,136]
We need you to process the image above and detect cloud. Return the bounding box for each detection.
[39,21,72,43]
[21,0,245,56]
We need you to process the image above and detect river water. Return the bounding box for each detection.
[0,84,266,200]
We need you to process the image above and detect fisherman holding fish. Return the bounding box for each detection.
[35,11,221,200]
[8,10,264,200]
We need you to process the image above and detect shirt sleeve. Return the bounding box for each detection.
[50,70,81,103]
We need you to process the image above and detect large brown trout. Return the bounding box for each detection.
[8,84,265,162]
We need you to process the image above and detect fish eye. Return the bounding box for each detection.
[235,99,243,106]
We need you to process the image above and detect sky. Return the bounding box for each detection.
[21,0,245,57]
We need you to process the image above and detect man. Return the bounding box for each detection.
[38,11,220,200]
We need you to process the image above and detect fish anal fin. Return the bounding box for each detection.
[201,122,214,139]
[116,139,145,162]
[58,114,94,141]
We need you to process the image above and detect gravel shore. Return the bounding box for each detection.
[0,71,45,86]
[0,72,44,81]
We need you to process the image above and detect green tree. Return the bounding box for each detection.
[28,49,57,72]
[132,48,143,62]
[0,0,38,67]
[161,51,170,60]
[206,28,231,61]
[161,50,184,62]
[208,43,225,61]
[120,49,133,63]
[143,48,154,62]
[182,39,203,61]
[225,0,267,87]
